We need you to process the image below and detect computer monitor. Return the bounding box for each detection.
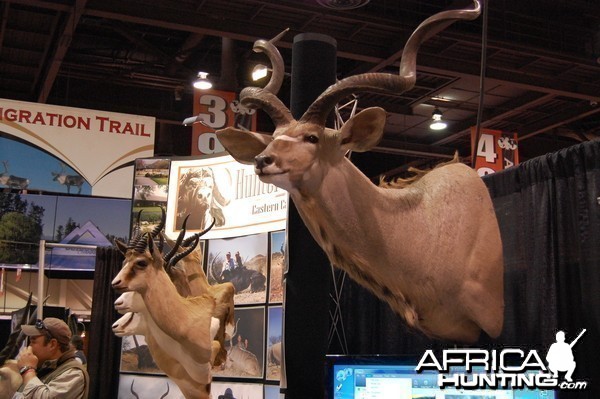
[325,355,558,399]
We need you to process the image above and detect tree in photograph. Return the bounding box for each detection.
[0,212,43,263]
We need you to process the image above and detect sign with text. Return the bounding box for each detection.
[0,98,155,197]
[471,127,519,176]
[191,90,256,156]
[165,155,287,239]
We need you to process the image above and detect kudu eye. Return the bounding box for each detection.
[304,134,319,144]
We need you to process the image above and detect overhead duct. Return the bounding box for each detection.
[218,37,238,91]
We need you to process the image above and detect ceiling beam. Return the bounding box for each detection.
[37,0,88,103]
[417,53,600,102]
[433,91,555,145]
[0,1,9,56]
[519,106,600,140]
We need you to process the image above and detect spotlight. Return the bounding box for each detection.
[430,108,447,130]
[252,64,269,81]
[193,72,212,90]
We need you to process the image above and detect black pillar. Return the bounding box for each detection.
[282,33,337,399]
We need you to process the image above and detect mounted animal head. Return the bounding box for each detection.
[112,211,214,294]
[112,230,198,294]
[112,310,146,337]
[112,291,147,337]
[216,2,481,195]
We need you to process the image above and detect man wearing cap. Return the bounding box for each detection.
[15,317,89,398]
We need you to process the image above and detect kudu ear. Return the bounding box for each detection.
[339,107,387,153]
[216,127,273,164]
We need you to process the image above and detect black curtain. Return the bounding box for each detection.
[331,140,600,398]
[87,246,123,399]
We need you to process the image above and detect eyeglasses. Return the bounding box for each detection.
[35,319,53,340]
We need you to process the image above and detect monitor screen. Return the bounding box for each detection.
[325,355,557,399]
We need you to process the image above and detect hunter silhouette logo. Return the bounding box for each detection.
[417,328,589,390]
[546,329,586,382]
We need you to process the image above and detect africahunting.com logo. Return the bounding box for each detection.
[416,329,588,391]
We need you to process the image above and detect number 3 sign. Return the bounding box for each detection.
[191,90,256,156]
[471,127,519,176]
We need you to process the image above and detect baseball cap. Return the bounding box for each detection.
[22,317,72,346]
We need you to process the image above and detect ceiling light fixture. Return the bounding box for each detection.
[430,108,447,130]
[193,72,212,90]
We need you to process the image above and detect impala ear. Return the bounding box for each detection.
[340,107,387,152]
[216,128,272,164]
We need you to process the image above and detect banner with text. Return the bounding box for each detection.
[165,155,287,239]
[0,98,155,198]
[471,127,519,176]
[191,89,256,156]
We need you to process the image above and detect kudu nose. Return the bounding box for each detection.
[255,154,273,170]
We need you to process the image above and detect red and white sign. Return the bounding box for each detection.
[471,127,519,176]
[191,90,256,156]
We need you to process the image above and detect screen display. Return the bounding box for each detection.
[326,356,557,399]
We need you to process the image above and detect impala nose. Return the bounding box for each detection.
[255,154,273,170]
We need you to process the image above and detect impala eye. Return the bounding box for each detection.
[305,134,319,144]
[136,260,148,268]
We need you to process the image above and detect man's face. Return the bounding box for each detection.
[28,334,56,364]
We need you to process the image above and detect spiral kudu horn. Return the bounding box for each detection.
[299,1,481,126]
[239,28,294,130]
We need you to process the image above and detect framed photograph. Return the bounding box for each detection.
[213,306,265,379]
[134,158,170,187]
[117,374,183,398]
[119,334,163,375]
[266,306,283,381]
[264,384,284,399]
[269,230,285,303]
[206,233,268,305]
[212,381,264,399]
[0,193,130,272]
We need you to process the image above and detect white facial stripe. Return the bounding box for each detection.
[273,135,302,143]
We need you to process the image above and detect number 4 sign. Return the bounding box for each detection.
[471,127,519,176]
[191,90,257,156]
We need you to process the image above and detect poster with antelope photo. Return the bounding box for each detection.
[211,381,264,399]
[206,233,268,305]
[117,373,183,398]
[265,384,285,399]
[119,334,164,375]
[212,306,265,379]
[269,230,285,303]
[266,306,283,381]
